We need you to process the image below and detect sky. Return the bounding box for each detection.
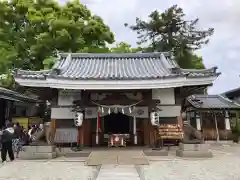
[59,0,240,94]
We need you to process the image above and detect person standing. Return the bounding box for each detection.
[13,123,23,158]
[1,123,15,163]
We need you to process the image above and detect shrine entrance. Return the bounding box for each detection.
[104,113,131,134]
[101,113,134,147]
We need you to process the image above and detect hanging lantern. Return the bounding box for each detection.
[114,107,118,114]
[108,108,111,114]
[101,107,104,113]
[122,108,124,114]
[74,112,83,127]
[150,111,159,126]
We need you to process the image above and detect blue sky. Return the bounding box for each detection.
[59,0,240,94]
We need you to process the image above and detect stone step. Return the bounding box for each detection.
[97,178,140,180]
[99,171,138,174]
[96,166,140,180]
[98,172,139,176]
[97,175,140,180]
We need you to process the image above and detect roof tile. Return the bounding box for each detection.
[187,94,240,109]
[14,52,219,80]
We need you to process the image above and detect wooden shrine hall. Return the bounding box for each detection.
[13,52,220,147]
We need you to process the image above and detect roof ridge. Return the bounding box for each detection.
[181,67,217,73]
[17,69,52,73]
[218,94,240,107]
[58,52,171,58]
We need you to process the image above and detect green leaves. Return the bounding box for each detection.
[128,5,213,69]
[43,56,56,70]
[0,72,15,89]
[0,0,115,72]
[111,42,141,53]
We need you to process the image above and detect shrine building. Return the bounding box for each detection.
[13,52,220,147]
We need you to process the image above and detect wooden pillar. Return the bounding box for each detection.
[214,112,219,142]
[143,119,149,145]
[84,119,90,146]
[77,127,81,145]
[78,90,86,147]
[80,126,84,145]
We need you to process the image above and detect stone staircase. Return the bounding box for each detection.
[96,165,141,180]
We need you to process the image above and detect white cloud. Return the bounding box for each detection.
[60,0,240,94]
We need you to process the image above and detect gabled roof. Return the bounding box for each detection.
[14,52,220,90]
[0,87,39,103]
[186,94,240,110]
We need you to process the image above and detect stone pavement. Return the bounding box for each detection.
[86,150,149,166]
[96,165,140,180]
[0,144,239,180]
[142,145,240,180]
[0,160,97,180]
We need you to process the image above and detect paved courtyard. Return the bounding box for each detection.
[0,160,97,180]
[0,144,239,180]
[143,148,240,180]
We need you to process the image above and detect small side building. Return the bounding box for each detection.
[222,87,240,124]
[0,87,39,128]
[183,94,240,141]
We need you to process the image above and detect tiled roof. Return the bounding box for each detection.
[0,87,39,103]
[14,69,51,79]
[180,67,219,78]
[186,94,240,109]
[14,52,219,80]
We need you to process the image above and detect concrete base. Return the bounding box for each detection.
[205,141,234,145]
[179,143,210,151]
[176,143,213,158]
[176,149,213,158]
[19,145,57,160]
[144,149,168,156]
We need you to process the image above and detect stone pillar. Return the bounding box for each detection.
[196,113,201,130]
[225,111,231,130]
[133,116,137,145]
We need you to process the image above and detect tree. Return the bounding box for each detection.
[0,0,114,72]
[126,5,214,69]
[111,42,142,53]
[0,42,18,73]
[0,72,15,89]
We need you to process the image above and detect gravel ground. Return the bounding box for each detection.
[0,160,96,180]
[142,145,240,180]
